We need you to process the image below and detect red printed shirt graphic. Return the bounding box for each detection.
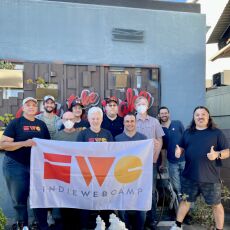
[76,128,113,142]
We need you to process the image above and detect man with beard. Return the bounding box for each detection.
[36,95,61,139]
[101,96,124,138]
[170,106,229,230]
[158,106,185,197]
[36,95,61,226]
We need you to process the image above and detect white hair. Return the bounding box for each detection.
[87,107,103,119]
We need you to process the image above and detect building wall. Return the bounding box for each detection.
[206,86,230,129]
[0,0,206,126]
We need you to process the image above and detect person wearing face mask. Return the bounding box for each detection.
[101,96,124,138]
[52,111,80,229]
[53,111,79,141]
[36,95,61,139]
[60,99,89,132]
[134,96,165,230]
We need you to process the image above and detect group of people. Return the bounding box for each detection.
[0,94,229,230]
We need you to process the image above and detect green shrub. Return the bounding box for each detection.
[0,61,15,70]
[0,208,7,230]
[191,185,230,229]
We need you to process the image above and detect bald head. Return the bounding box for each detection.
[62,111,75,121]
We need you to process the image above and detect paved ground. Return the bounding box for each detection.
[5,219,230,230]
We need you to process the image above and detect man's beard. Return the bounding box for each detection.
[44,107,54,113]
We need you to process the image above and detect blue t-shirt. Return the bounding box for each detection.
[180,128,228,183]
[115,132,147,142]
[3,116,50,165]
[162,120,184,163]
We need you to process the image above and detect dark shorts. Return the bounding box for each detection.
[181,177,221,205]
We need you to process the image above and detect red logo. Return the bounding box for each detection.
[43,153,115,186]
[44,153,72,183]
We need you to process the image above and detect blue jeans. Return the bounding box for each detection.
[146,163,157,225]
[3,156,49,229]
[168,161,185,195]
[119,210,146,230]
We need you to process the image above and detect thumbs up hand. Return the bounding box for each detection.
[175,145,183,158]
[207,146,219,161]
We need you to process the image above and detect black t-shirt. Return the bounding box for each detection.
[60,119,89,132]
[101,115,124,138]
[180,128,228,183]
[3,116,50,165]
[76,128,113,142]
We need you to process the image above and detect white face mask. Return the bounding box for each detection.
[136,105,148,114]
[63,120,75,129]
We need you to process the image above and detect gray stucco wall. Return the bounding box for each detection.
[0,0,206,126]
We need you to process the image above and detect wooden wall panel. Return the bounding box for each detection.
[24,63,35,90]
[78,66,87,93]
[37,64,49,81]
[91,70,100,94]
[108,72,115,90]
[88,65,96,72]
[0,63,161,120]
[83,71,91,87]
[51,63,64,84]
[66,65,76,89]
[99,66,105,99]
[9,97,18,106]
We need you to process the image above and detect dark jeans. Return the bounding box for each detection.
[119,210,146,230]
[168,161,185,195]
[3,156,49,229]
[146,163,157,225]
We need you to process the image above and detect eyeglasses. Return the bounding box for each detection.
[108,104,117,107]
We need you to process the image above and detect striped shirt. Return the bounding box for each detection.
[136,114,165,139]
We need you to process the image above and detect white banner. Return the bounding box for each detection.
[30,138,153,210]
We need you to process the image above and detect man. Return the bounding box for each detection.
[158,106,185,196]
[0,97,51,230]
[36,95,61,139]
[101,96,124,138]
[76,106,113,229]
[53,111,79,229]
[115,112,147,230]
[170,106,229,230]
[134,96,165,230]
[53,111,79,141]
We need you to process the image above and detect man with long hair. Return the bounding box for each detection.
[170,106,229,230]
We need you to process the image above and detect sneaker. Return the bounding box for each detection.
[11,222,29,230]
[170,223,183,230]
[29,221,39,230]
[47,212,55,226]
